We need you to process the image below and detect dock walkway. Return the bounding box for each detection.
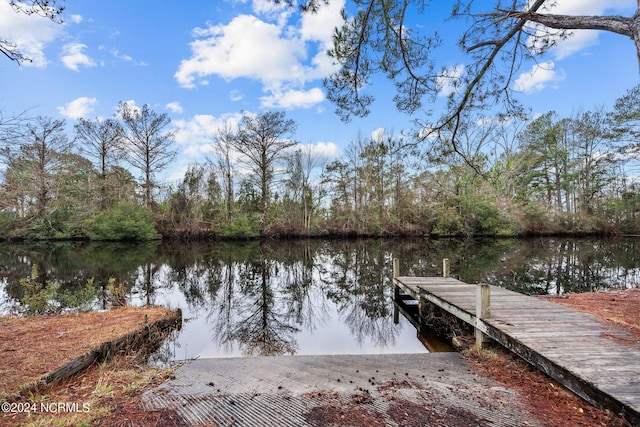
[393,274,640,426]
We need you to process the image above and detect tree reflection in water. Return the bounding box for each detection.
[168,241,325,357]
[321,240,398,348]
[219,255,300,356]
[1,237,640,358]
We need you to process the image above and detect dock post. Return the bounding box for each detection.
[393,258,400,324]
[393,258,400,298]
[442,258,450,278]
[475,284,491,349]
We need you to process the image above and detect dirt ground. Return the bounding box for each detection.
[0,289,638,426]
[0,306,172,399]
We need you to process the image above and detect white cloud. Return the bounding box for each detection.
[173,113,244,158]
[61,42,96,71]
[0,0,63,66]
[251,0,292,24]
[57,96,97,119]
[260,87,324,109]
[551,31,599,60]
[298,0,346,78]
[165,164,193,184]
[111,48,132,62]
[69,14,83,24]
[299,0,343,42]
[110,48,148,66]
[230,90,244,102]
[370,127,388,142]
[436,64,465,97]
[166,102,183,114]
[548,0,633,15]
[296,141,341,161]
[513,61,566,93]
[175,15,304,88]
[175,1,344,109]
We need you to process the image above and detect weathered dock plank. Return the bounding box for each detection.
[393,274,640,426]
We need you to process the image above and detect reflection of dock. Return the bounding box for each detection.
[393,290,453,353]
[393,259,640,426]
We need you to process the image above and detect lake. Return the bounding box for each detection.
[0,237,638,361]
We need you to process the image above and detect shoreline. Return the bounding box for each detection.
[0,290,637,426]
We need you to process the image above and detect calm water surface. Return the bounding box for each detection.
[0,237,638,361]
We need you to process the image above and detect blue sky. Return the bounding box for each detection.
[0,0,638,182]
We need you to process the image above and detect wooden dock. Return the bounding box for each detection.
[393,260,640,426]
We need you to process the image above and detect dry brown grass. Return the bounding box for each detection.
[0,354,185,427]
[0,306,171,399]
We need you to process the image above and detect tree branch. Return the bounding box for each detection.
[430,0,548,173]
[507,12,634,37]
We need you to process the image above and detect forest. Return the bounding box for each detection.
[0,87,640,241]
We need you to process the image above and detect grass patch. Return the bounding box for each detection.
[1,355,177,427]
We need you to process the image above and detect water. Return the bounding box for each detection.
[0,237,638,361]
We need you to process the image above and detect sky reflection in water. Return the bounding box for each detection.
[1,237,639,360]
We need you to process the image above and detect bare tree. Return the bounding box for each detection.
[3,116,72,218]
[0,109,29,143]
[213,123,237,221]
[284,145,324,234]
[231,111,297,230]
[118,102,176,209]
[74,117,123,209]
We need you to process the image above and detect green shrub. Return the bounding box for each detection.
[88,202,160,241]
[20,266,59,315]
[430,205,464,236]
[462,197,514,236]
[432,195,515,236]
[218,213,261,238]
[0,212,18,237]
[18,267,98,314]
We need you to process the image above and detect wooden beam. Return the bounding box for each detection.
[475,284,491,349]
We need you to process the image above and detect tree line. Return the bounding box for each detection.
[2,1,640,240]
[0,102,174,239]
[1,86,640,240]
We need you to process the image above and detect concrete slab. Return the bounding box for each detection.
[143,353,540,426]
